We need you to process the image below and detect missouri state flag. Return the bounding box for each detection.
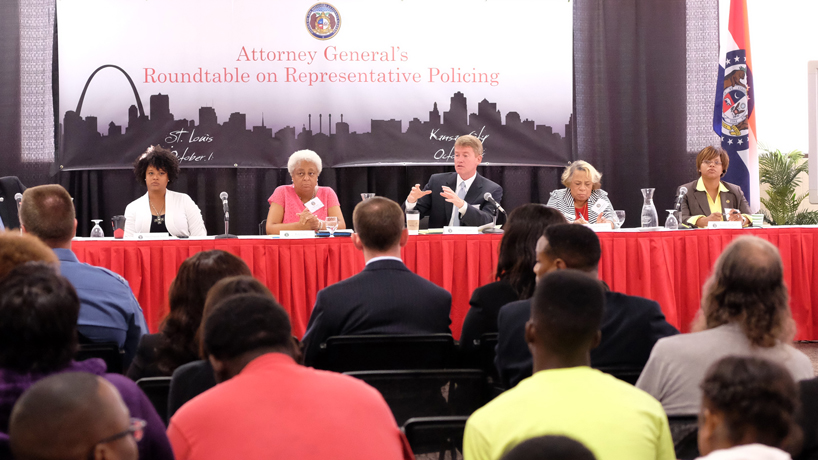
[713,0,758,211]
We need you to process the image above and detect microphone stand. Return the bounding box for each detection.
[482,207,505,234]
[215,203,237,239]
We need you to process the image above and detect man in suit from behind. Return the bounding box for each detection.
[0,176,27,230]
[302,197,452,366]
[404,134,503,228]
[495,224,678,388]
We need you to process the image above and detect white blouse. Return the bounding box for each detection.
[123,189,207,237]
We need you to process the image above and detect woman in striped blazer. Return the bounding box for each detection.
[546,161,615,227]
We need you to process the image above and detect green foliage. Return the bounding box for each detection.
[758,147,818,225]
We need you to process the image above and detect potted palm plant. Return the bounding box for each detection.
[758,147,818,225]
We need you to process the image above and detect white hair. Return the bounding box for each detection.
[287,150,323,175]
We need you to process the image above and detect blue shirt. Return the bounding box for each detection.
[54,248,148,368]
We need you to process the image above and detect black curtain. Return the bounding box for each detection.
[573,0,690,227]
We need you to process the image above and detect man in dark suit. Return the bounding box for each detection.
[0,176,26,230]
[495,224,678,388]
[405,134,503,228]
[301,197,452,366]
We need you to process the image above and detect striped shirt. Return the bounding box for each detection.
[546,188,615,224]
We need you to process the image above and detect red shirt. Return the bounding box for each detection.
[575,204,589,222]
[167,353,413,460]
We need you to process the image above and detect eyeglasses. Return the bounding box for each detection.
[87,418,146,459]
[702,160,722,166]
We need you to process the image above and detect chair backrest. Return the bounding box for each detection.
[595,365,643,385]
[136,377,172,426]
[476,332,501,384]
[75,342,124,374]
[345,369,491,426]
[402,416,469,456]
[317,334,456,372]
[668,415,699,460]
[258,219,267,235]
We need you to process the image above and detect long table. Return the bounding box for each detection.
[71,227,818,340]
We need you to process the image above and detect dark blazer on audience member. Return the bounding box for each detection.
[460,280,519,352]
[496,291,679,388]
[0,176,26,230]
[412,172,503,228]
[796,378,818,460]
[678,179,751,224]
[168,360,216,419]
[127,333,169,381]
[301,259,452,366]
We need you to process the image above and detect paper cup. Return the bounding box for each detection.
[406,210,420,235]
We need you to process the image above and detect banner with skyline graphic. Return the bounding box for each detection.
[57,1,573,170]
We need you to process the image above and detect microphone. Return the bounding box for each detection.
[219,192,229,213]
[14,193,22,204]
[673,186,688,212]
[483,192,506,214]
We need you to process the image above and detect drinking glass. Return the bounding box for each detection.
[90,220,104,238]
[325,216,339,237]
[613,210,626,229]
[361,193,375,201]
[664,210,679,230]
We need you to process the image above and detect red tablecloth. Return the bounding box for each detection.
[71,227,818,340]
[71,235,503,339]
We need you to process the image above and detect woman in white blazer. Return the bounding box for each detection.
[546,160,615,227]
[124,146,207,238]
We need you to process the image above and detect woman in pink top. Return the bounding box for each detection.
[265,150,346,235]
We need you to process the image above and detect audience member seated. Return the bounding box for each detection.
[265,149,346,235]
[501,435,597,460]
[127,250,251,380]
[0,176,26,230]
[0,263,172,459]
[0,232,57,280]
[20,184,148,369]
[124,145,207,237]
[9,372,140,460]
[460,205,566,353]
[496,224,678,388]
[404,134,503,228]
[168,275,276,418]
[463,270,674,460]
[302,197,452,366]
[696,356,799,460]
[166,294,413,459]
[636,236,813,416]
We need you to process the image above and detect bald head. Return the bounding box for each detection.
[9,372,136,460]
[712,236,783,293]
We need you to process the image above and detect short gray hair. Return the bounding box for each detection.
[561,160,602,190]
[287,150,323,175]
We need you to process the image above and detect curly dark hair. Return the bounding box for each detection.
[132,145,180,186]
[154,250,252,374]
[701,356,799,450]
[0,263,79,374]
[698,236,793,347]
[495,205,567,299]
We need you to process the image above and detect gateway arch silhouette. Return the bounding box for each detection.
[74,64,145,117]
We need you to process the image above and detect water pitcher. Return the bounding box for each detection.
[641,188,659,228]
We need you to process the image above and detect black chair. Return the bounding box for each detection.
[136,377,172,426]
[75,342,124,374]
[595,365,643,385]
[258,219,267,235]
[314,334,456,372]
[668,415,699,460]
[476,333,500,383]
[345,369,491,426]
[402,416,468,459]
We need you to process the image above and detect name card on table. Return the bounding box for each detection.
[707,221,742,229]
[443,226,479,235]
[279,230,316,239]
[584,223,615,232]
[131,233,171,240]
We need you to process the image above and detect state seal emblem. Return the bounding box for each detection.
[721,50,751,138]
[306,3,341,40]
